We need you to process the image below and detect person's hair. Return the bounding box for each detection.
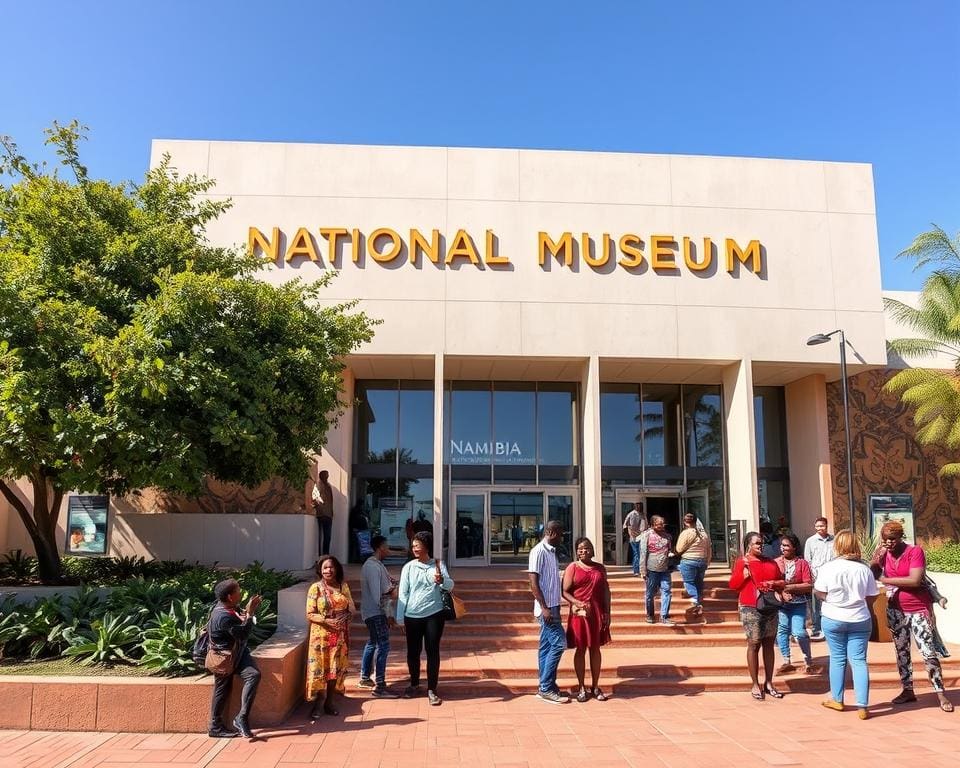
[814,516,828,525]
[318,469,329,480]
[880,520,905,540]
[759,520,773,534]
[412,530,433,551]
[214,578,240,603]
[370,534,387,550]
[316,555,345,585]
[650,515,665,526]
[544,520,564,534]
[832,530,861,560]
[743,531,761,551]
[683,513,696,525]
[71,527,83,535]
[574,537,594,552]
[780,533,801,552]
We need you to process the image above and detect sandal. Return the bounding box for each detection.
[891,690,917,705]
[576,687,590,703]
[764,684,784,699]
[939,697,954,713]
[751,687,764,701]
[592,688,608,702]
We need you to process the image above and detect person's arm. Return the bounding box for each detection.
[396,566,410,626]
[561,563,584,611]
[728,557,750,590]
[638,532,649,578]
[784,560,813,595]
[674,529,691,557]
[438,561,454,591]
[813,569,828,602]
[803,537,812,563]
[306,583,328,627]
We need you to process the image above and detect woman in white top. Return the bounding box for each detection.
[813,530,879,720]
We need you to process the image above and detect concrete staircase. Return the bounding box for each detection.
[344,565,960,697]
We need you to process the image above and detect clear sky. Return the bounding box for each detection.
[4,1,957,290]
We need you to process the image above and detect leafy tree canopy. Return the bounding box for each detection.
[0,121,377,580]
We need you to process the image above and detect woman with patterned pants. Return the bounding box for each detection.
[871,520,953,713]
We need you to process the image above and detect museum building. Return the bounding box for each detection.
[3,141,957,570]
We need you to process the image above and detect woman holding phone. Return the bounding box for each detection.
[396,531,454,706]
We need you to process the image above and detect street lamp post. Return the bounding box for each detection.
[807,330,856,537]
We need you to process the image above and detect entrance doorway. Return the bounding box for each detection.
[450,486,579,566]
[611,487,710,566]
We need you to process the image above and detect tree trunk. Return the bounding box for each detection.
[0,473,65,583]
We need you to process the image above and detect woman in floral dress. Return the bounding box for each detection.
[305,555,355,719]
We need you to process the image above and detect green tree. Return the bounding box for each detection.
[0,122,377,581]
[883,225,960,476]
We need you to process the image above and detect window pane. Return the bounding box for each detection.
[493,383,536,465]
[538,385,576,466]
[449,383,491,465]
[357,383,398,463]
[641,384,681,467]
[759,478,791,530]
[399,383,434,464]
[600,386,641,466]
[684,385,724,467]
[754,387,788,468]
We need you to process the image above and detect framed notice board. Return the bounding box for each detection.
[867,493,915,543]
[64,495,110,556]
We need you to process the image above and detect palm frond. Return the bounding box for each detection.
[897,225,960,273]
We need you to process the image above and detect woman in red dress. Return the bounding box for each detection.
[562,537,612,702]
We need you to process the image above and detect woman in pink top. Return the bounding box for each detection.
[871,520,953,713]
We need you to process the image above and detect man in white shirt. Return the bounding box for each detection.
[804,517,836,640]
[527,520,568,704]
[623,502,647,576]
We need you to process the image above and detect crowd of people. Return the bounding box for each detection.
[203,512,953,738]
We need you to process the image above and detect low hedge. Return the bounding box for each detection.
[0,558,298,675]
[927,542,960,574]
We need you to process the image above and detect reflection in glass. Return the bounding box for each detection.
[357,385,398,463]
[450,383,491,465]
[490,492,543,563]
[548,494,574,565]
[684,385,723,467]
[759,478,790,530]
[538,385,576,466]
[686,478,726,561]
[600,386,641,466]
[493,383,535,465]
[754,387,788,468]
[641,384,681,466]
[399,384,434,464]
[453,494,485,560]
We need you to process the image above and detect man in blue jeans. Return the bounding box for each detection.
[357,535,400,698]
[527,520,568,704]
[623,502,646,576]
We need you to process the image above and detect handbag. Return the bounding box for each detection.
[204,642,237,675]
[436,559,466,621]
[745,560,784,615]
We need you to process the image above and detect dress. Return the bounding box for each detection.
[305,581,354,699]
[564,561,611,650]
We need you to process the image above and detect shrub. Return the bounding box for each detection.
[140,598,207,675]
[63,613,142,666]
[927,542,960,574]
[0,550,38,583]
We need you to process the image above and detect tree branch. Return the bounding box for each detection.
[0,478,41,540]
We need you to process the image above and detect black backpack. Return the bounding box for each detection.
[192,605,217,668]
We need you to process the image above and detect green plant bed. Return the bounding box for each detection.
[927,542,960,574]
[0,656,156,677]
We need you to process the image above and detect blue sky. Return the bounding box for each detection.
[4,1,957,289]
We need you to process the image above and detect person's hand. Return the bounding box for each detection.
[397,623,406,635]
[541,609,557,624]
[387,616,396,628]
[246,594,263,615]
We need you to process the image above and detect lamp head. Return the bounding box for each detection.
[806,333,832,346]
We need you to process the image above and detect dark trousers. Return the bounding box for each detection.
[404,611,445,691]
[317,516,332,556]
[209,648,260,728]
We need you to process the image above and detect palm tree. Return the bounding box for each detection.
[883,225,960,476]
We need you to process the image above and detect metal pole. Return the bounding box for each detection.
[838,331,855,536]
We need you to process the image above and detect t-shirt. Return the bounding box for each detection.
[527,540,561,617]
[879,544,932,614]
[360,556,393,621]
[813,558,878,623]
[641,530,672,573]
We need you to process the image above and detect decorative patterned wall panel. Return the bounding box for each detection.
[827,369,960,543]
[120,477,304,516]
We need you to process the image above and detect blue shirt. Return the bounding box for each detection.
[396,559,454,624]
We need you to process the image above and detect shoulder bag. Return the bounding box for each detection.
[746,560,784,615]
[436,560,467,620]
[201,607,239,675]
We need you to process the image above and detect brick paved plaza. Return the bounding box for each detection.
[3,687,957,768]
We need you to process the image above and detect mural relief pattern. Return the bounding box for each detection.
[120,476,305,516]
[827,369,960,544]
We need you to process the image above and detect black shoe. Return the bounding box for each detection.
[372,686,400,699]
[232,716,253,739]
[208,727,239,738]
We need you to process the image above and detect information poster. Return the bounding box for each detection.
[378,497,413,550]
[65,495,110,555]
[868,493,915,543]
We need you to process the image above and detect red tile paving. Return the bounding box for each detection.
[2,687,957,768]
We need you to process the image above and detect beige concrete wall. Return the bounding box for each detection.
[784,374,834,536]
[0,480,69,557]
[722,359,759,531]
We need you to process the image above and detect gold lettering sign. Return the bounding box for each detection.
[247,227,764,276]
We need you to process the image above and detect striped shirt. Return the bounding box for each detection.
[527,540,561,618]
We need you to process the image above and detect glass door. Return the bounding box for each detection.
[490,491,543,564]
[613,489,645,566]
[682,487,722,560]
[546,493,575,564]
[451,491,487,566]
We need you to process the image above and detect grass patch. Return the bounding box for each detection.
[0,656,161,677]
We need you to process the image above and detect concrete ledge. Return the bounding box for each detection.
[0,627,307,732]
[930,571,959,643]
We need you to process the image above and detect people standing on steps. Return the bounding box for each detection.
[676,513,712,619]
[527,520,569,704]
[639,515,675,626]
[358,535,400,699]
[312,469,334,556]
[871,520,954,713]
[775,533,819,675]
[622,502,647,576]
[804,517,835,640]
[561,537,612,703]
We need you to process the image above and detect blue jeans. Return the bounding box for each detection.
[537,606,566,693]
[629,541,641,574]
[645,570,672,619]
[677,559,707,605]
[777,601,812,664]
[360,615,390,686]
[822,615,872,708]
[810,592,824,634]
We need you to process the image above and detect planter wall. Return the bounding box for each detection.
[929,571,960,644]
